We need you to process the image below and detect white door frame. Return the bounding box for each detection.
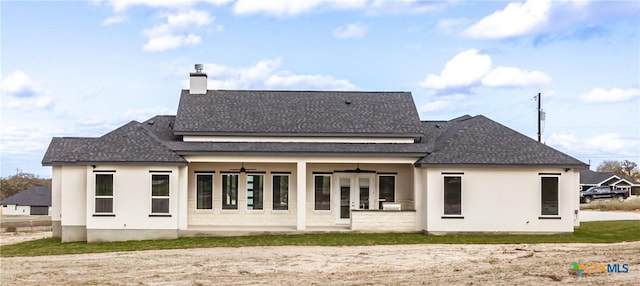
[335,173,376,224]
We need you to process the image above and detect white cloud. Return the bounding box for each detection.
[105,0,233,12]
[419,94,467,113]
[419,49,491,90]
[1,95,54,110]
[266,72,356,90]
[580,87,640,103]
[584,133,634,154]
[232,0,363,17]
[333,23,367,39]
[481,66,551,87]
[182,59,356,90]
[0,70,41,96]
[463,0,552,39]
[143,34,202,52]
[141,10,214,52]
[547,132,638,162]
[437,18,469,34]
[102,15,126,26]
[420,50,553,92]
[0,71,53,110]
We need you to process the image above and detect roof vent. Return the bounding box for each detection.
[345,100,352,105]
[194,64,203,73]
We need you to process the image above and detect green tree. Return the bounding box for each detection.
[597,160,640,182]
[0,172,52,200]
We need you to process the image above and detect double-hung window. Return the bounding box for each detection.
[540,175,559,216]
[95,174,114,213]
[443,174,463,217]
[196,174,213,210]
[247,174,264,210]
[314,174,331,210]
[222,173,239,210]
[151,174,170,214]
[272,174,289,210]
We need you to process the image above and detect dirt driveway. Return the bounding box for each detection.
[1,234,638,285]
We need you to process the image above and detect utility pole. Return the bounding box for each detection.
[537,92,541,142]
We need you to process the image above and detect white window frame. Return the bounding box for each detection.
[313,174,332,211]
[442,173,463,218]
[150,173,171,215]
[272,173,290,211]
[195,173,214,210]
[94,172,115,215]
[246,173,265,211]
[539,174,560,218]
[221,173,239,211]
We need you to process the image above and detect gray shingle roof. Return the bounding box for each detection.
[416,115,588,167]
[166,141,429,156]
[42,121,186,165]
[1,186,51,207]
[174,90,423,136]
[580,169,640,185]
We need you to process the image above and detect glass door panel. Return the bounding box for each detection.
[359,177,370,209]
[340,178,351,219]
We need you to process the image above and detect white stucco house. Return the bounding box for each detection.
[1,186,51,216]
[43,65,587,242]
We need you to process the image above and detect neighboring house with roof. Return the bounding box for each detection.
[580,169,640,195]
[42,66,587,242]
[1,186,52,215]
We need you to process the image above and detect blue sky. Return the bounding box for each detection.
[1,0,639,178]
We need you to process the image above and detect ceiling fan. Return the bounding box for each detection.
[334,163,375,173]
[230,163,257,173]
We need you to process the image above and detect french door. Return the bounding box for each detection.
[336,174,375,223]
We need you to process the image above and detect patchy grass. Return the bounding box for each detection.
[581,197,640,211]
[1,221,638,257]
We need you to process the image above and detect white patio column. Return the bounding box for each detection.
[178,165,189,230]
[296,160,307,230]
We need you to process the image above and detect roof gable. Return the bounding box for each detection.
[174,90,423,136]
[416,115,587,167]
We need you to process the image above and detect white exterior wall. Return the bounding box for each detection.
[51,166,62,220]
[60,166,88,226]
[425,167,580,233]
[187,162,298,227]
[183,135,414,143]
[351,210,416,232]
[1,205,30,215]
[86,165,180,231]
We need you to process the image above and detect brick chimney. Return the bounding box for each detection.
[189,64,207,94]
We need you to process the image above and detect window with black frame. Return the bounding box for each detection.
[222,174,238,210]
[151,174,170,214]
[314,175,331,210]
[541,176,559,216]
[272,174,289,210]
[196,174,213,210]
[95,174,114,213]
[443,176,462,216]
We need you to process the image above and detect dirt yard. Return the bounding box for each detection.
[1,232,638,285]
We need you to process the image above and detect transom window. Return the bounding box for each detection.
[272,174,289,210]
[222,174,239,210]
[95,174,114,213]
[247,174,264,210]
[314,174,331,210]
[443,176,462,216]
[151,174,170,214]
[196,174,213,210]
